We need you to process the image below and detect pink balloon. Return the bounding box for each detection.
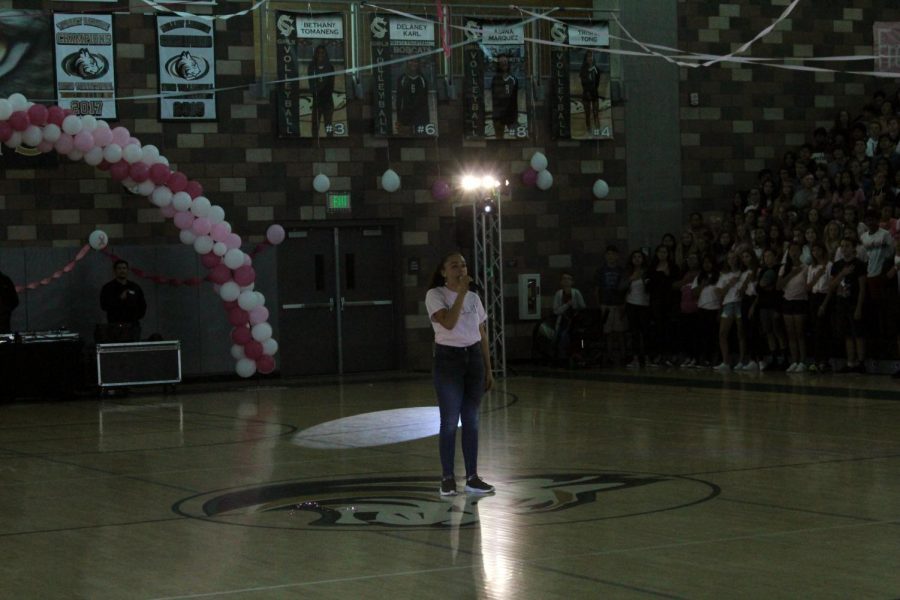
[209,264,231,284]
[111,126,130,146]
[222,299,238,310]
[47,106,65,127]
[191,217,212,236]
[167,171,188,193]
[228,307,249,327]
[8,111,29,132]
[231,326,252,345]
[266,224,285,245]
[128,136,140,146]
[522,167,538,187]
[159,205,177,218]
[257,355,276,374]
[244,340,264,360]
[184,180,203,199]
[200,252,221,269]
[27,104,48,126]
[0,122,13,142]
[62,262,76,273]
[92,126,113,147]
[248,305,269,326]
[97,160,111,171]
[210,223,230,242]
[54,134,74,155]
[233,265,256,286]
[173,211,195,230]
[74,130,94,152]
[149,163,170,185]
[432,179,452,200]
[37,140,54,153]
[52,270,64,278]
[109,160,130,181]
[129,161,150,183]
[243,254,252,267]
[224,233,242,250]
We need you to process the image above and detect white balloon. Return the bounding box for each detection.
[42,123,61,143]
[102,143,123,163]
[213,242,228,256]
[381,169,401,192]
[140,144,160,164]
[0,99,11,120]
[135,180,156,196]
[122,143,142,164]
[592,179,610,199]
[190,196,211,217]
[62,115,83,135]
[207,205,226,224]
[3,132,21,148]
[240,283,255,292]
[8,93,27,111]
[530,151,548,172]
[22,125,42,147]
[536,170,554,191]
[80,115,97,132]
[171,191,192,212]
[84,146,104,166]
[219,281,241,302]
[237,290,260,311]
[230,344,246,360]
[121,178,136,189]
[88,229,108,250]
[262,338,279,356]
[313,173,331,193]
[223,248,245,270]
[251,322,273,342]
[95,119,110,131]
[151,186,173,207]
[67,149,84,161]
[193,235,214,254]
[254,291,265,306]
[235,358,257,378]
[157,156,170,167]
[180,229,197,245]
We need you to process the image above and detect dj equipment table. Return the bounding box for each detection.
[0,331,84,400]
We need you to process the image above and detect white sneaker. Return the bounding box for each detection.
[745,361,759,371]
[786,362,798,373]
[795,362,806,372]
[626,359,640,369]
[713,362,731,372]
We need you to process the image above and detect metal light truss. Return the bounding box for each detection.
[472,189,506,377]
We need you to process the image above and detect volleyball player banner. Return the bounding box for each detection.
[462,19,528,140]
[156,16,217,121]
[274,11,348,139]
[874,22,900,73]
[53,13,118,119]
[369,14,438,138]
[549,21,612,140]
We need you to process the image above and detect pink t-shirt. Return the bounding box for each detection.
[425,287,487,347]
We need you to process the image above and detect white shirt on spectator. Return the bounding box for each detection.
[807,262,832,294]
[779,264,809,300]
[625,276,650,306]
[692,275,722,310]
[425,287,486,347]
[860,228,896,277]
[717,271,745,304]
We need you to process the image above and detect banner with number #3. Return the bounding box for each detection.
[53,13,118,118]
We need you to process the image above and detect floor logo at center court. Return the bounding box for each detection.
[172,472,719,530]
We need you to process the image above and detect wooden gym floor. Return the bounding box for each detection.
[0,368,897,599]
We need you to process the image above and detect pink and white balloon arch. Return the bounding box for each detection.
[0,93,279,378]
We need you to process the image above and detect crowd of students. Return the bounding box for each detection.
[552,90,900,378]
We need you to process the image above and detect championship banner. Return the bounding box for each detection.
[53,13,117,118]
[275,12,348,139]
[0,10,58,168]
[462,19,527,140]
[156,16,217,121]
[549,21,612,140]
[874,22,900,74]
[369,14,438,138]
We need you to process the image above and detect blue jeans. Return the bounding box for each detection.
[433,342,485,478]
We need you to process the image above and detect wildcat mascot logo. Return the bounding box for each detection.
[164,51,209,81]
[61,48,109,80]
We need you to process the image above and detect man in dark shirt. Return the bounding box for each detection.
[593,245,627,363]
[823,237,868,373]
[0,269,19,333]
[99,260,146,342]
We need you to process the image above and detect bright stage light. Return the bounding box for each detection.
[461,175,480,191]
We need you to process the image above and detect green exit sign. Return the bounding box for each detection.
[327,191,351,212]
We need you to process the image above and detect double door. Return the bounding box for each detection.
[278,225,399,376]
